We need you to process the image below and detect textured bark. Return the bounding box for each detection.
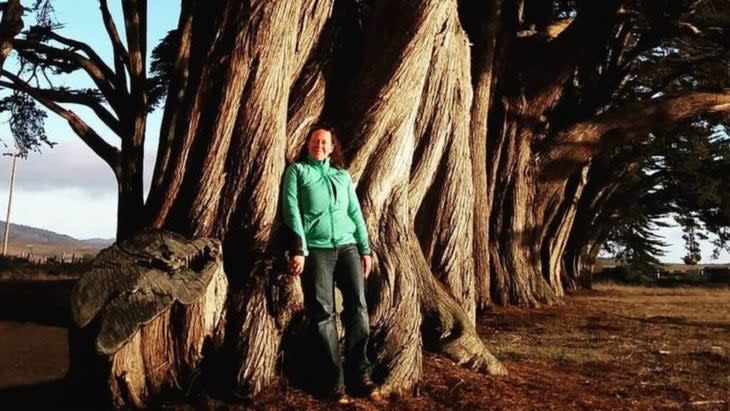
[487,0,624,306]
[342,0,505,392]
[68,229,227,409]
[71,2,359,407]
[540,91,730,291]
[489,119,558,306]
[460,0,504,310]
[346,1,450,391]
[54,0,730,408]
[148,1,336,397]
[542,164,589,294]
[115,0,148,240]
[562,159,625,290]
[417,237,506,375]
[0,0,22,70]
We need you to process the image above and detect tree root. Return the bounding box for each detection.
[415,241,507,376]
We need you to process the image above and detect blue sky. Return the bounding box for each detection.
[0,1,727,263]
[0,1,176,239]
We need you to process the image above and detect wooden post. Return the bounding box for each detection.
[2,153,18,256]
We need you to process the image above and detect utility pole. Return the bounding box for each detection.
[2,152,19,256]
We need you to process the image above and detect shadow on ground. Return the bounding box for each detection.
[0,379,72,409]
[0,279,74,326]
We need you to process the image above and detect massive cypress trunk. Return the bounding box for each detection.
[344,1,504,388]
[147,0,339,397]
[485,0,624,306]
[460,0,504,310]
[68,0,504,407]
[3,0,722,408]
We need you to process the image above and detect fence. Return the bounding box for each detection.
[11,252,90,265]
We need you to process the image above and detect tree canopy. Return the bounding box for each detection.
[589,0,730,267]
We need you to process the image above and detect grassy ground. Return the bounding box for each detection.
[474,284,730,411]
[0,256,88,281]
[0,283,727,410]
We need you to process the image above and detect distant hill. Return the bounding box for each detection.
[0,220,114,257]
[79,238,117,247]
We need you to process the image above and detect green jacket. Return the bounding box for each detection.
[281,157,370,256]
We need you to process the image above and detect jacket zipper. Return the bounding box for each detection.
[320,164,336,247]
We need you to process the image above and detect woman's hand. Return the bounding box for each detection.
[361,255,373,279]
[289,255,305,276]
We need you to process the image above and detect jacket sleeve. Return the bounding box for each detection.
[346,173,371,255]
[281,165,308,256]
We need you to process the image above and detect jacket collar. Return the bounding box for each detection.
[305,155,331,170]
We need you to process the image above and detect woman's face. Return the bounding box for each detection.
[307,129,333,161]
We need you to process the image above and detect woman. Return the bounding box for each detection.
[281,123,379,403]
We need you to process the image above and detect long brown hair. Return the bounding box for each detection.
[298,122,346,169]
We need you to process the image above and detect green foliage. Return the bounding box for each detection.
[0,0,173,153]
[594,0,730,266]
[600,158,671,269]
[678,216,705,264]
[0,1,59,156]
[0,92,54,156]
[147,29,178,112]
[601,119,730,266]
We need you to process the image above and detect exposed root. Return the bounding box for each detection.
[68,228,227,409]
[415,239,507,376]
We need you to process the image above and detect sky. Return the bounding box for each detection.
[0,1,728,263]
[0,1,175,239]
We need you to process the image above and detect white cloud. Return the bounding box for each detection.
[0,126,158,240]
[0,139,117,194]
[658,222,730,264]
[1,187,117,239]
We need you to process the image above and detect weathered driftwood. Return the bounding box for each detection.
[69,229,228,409]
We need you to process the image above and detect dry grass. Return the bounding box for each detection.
[587,284,730,323]
[477,284,730,410]
[1,283,728,410]
[4,243,102,258]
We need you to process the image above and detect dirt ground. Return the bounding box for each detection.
[0,283,728,410]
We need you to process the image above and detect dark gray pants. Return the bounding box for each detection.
[302,244,372,390]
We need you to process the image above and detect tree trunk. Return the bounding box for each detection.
[0,0,22,70]
[70,1,506,407]
[345,0,505,390]
[486,1,586,306]
[115,142,145,240]
[460,0,504,310]
[68,230,228,409]
[541,164,590,295]
[489,120,559,307]
[72,1,335,406]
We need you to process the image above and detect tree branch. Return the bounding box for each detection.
[518,1,621,110]
[99,0,130,95]
[122,0,147,116]
[0,0,23,70]
[148,0,195,211]
[0,76,122,136]
[41,29,118,88]
[540,91,730,181]
[1,71,120,171]
[13,38,122,109]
